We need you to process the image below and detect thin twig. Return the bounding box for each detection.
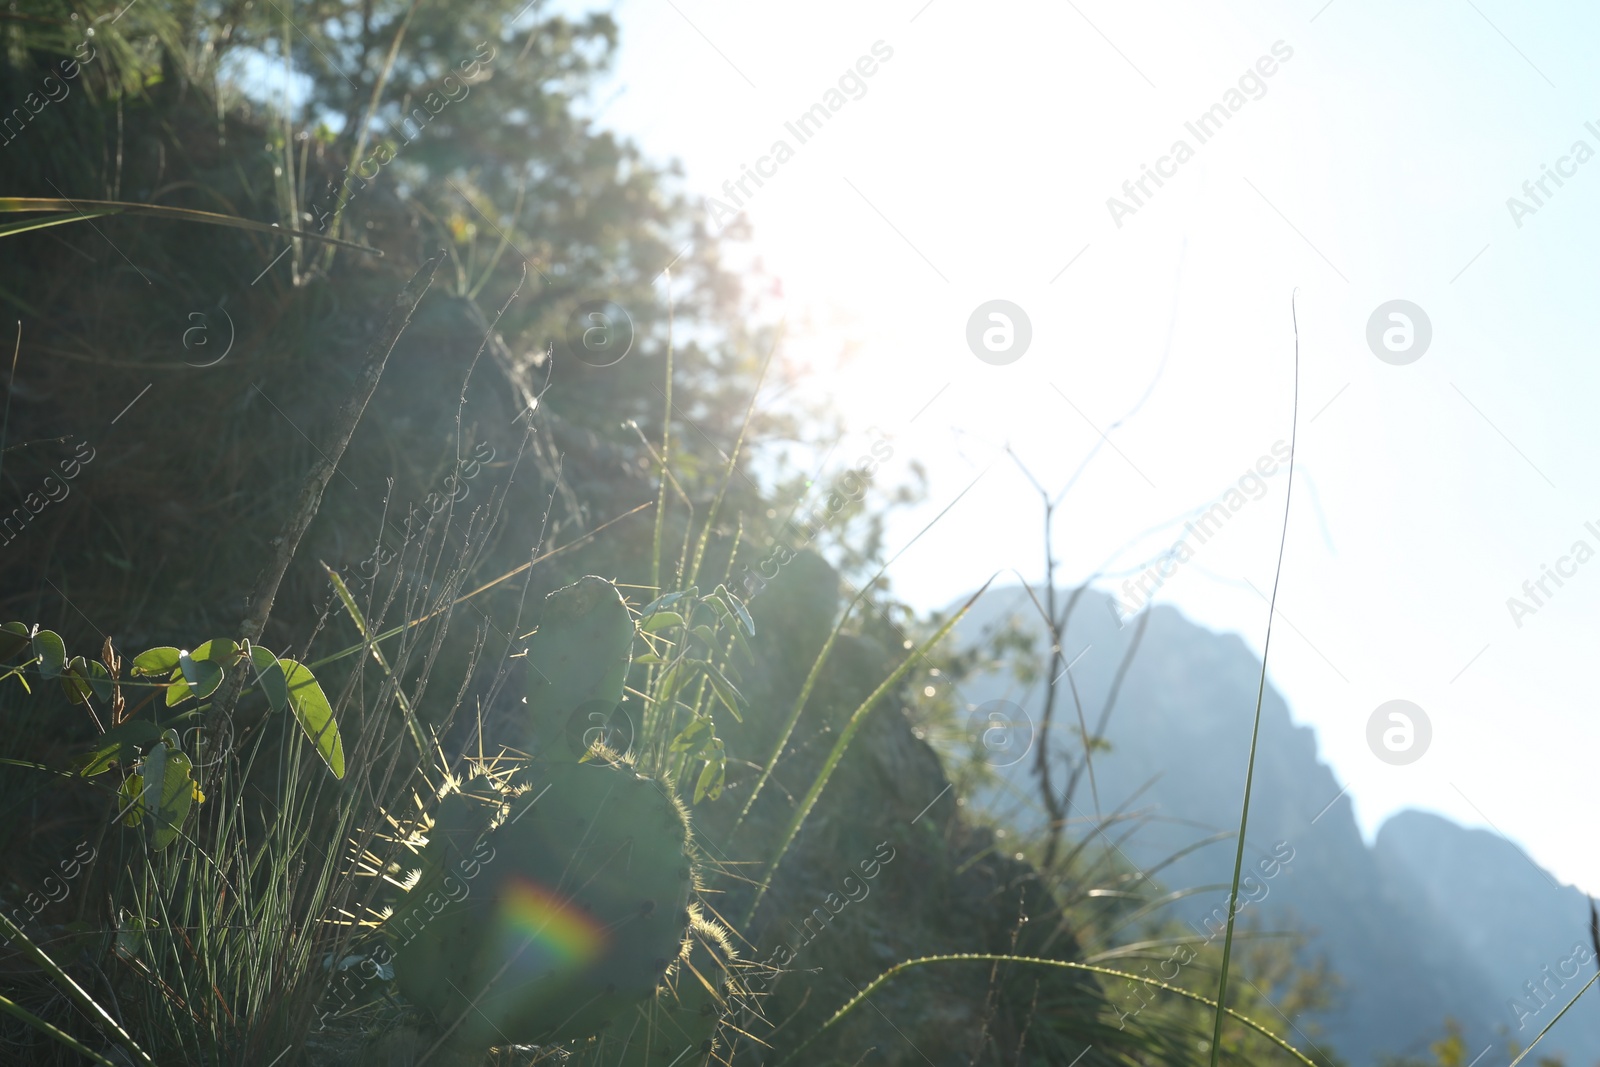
[1060,605,1150,817]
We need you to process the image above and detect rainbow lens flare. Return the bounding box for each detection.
[490,875,608,982]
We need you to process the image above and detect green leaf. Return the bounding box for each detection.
[179,651,224,698]
[85,661,114,704]
[702,590,743,632]
[165,651,223,707]
[697,661,745,723]
[130,648,180,678]
[638,611,684,633]
[114,912,154,963]
[72,719,164,777]
[699,591,754,660]
[125,743,197,849]
[656,661,683,704]
[0,622,32,662]
[719,585,756,636]
[694,738,726,803]
[640,590,693,616]
[33,631,65,679]
[60,656,93,705]
[668,716,711,754]
[138,743,169,820]
[279,659,345,779]
[729,623,755,661]
[118,774,143,826]
[75,746,121,778]
[247,645,288,712]
[191,639,239,665]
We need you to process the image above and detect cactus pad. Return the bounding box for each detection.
[525,576,635,759]
[393,758,695,1047]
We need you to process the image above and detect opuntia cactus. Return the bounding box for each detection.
[392,576,699,1050]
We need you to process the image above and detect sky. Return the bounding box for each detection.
[541,0,1600,895]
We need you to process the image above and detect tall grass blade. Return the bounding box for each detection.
[0,198,379,252]
[0,993,123,1067]
[685,324,782,588]
[323,563,429,762]
[1507,970,1600,1066]
[1207,293,1300,1067]
[773,953,1318,1067]
[0,910,155,1065]
[651,276,674,595]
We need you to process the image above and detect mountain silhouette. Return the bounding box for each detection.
[949,585,1598,1066]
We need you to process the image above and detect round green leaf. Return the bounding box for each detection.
[164,650,223,707]
[176,651,223,701]
[60,655,93,705]
[130,745,197,850]
[85,661,114,704]
[0,622,32,662]
[32,630,65,679]
[191,639,239,665]
[131,647,180,678]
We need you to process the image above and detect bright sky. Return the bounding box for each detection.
[544,0,1600,895]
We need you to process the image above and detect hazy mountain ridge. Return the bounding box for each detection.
[1374,812,1599,1050]
[951,586,1597,1066]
